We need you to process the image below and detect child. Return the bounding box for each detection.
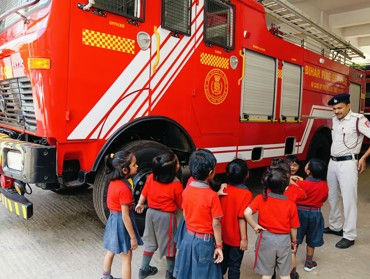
[101,150,143,279]
[270,157,306,203]
[270,157,305,279]
[244,167,300,279]
[173,149,224,279]
[135,151,183,279]
[220,159,253,279]
[174,175,228,252]
[286,155,303,182]
[296,158,328,272]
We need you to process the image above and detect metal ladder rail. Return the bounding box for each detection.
[260,0,365,60]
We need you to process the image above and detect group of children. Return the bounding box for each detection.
[100,148,329,279]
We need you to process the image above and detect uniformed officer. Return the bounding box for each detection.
[325,93,370,249]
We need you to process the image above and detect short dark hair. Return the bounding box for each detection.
[307,158,327,180]
[270,157,290,174]
[189,149,217,181]
[262,167,290,198]
[152,151,178,184]
[104,150,134,180]
[286,155,300,165]
[226,158,249,185]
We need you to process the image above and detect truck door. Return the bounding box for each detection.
[147,0,199,127]
[67,0,151,141]
[190,0,238,136]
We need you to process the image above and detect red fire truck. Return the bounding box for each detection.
[0,0,366,226]
[363,66,370,146]
[364,66,370,114]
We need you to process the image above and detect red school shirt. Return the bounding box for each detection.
[107,179,133,212]
[249,193,300,234]
[284,183,307,203]
[182,180,223,235]
[141,173,183,212]
[220,184,253,246]
[297,178,328,208]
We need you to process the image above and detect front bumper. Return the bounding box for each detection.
[0,133,56,183]
[0,187,33,219]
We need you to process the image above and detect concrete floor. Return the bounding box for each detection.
[1,164,370,279]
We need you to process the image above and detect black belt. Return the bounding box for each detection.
[330,154,358,162]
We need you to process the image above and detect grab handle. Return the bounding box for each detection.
[152,26,160,73]
[238,50,245,85]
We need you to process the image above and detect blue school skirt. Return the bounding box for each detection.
[174,230,222,279]
[174,215,186,248]
[103,210,143,254]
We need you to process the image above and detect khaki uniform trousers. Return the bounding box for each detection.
[327,159,358,240]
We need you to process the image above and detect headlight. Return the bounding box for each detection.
[137,32,150,50]
[6,150,23,171]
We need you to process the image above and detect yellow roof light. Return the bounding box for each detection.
[28,57,51,70]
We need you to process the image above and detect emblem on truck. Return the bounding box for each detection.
[204,68,228,105]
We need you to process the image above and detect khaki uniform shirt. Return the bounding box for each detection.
[331,110,370,157]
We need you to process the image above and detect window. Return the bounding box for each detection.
[281,62,302,122]
[241,50,277,121]
[204,0,235,50]
[162,0,191,36]
[94,0,145,21]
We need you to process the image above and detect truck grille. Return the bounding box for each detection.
[0,77,36,132]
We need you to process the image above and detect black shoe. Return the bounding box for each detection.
[166,270,176,279]
[101,275,120,279]
[335,238,355,249]
[139,266,158,279]
[304,261,318,272]
[324,227,343,236]
[290,272,299,279]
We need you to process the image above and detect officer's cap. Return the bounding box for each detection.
[328,93,350,106]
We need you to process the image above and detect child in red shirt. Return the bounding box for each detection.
[220,159,253,279]
[271,157,306,203]
[135,151,183,279]
[296,158,329,272]
[286,155,304,183]
[244,167,300,279]
[174,149,223,279]
[102,150,143,279]
[270,157,305,279]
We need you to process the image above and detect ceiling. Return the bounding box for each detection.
[287,0,370,65]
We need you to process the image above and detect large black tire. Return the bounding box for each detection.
[306,132,331,179]
[307,133,331,164]
[93,140,171,234]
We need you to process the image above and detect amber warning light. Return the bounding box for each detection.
[28,57,51,70]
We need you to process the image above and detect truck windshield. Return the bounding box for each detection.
[0,0,49,33]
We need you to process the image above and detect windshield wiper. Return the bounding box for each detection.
[0,0,40,23]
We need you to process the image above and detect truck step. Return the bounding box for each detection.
[0,188,33,219]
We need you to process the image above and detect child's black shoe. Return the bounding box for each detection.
[138,265,158,279]
[165,270,176,279]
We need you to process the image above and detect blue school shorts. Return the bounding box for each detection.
[297,208,324,247]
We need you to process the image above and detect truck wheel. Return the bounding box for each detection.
[93,140,171,234]
[307,133,331,164]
